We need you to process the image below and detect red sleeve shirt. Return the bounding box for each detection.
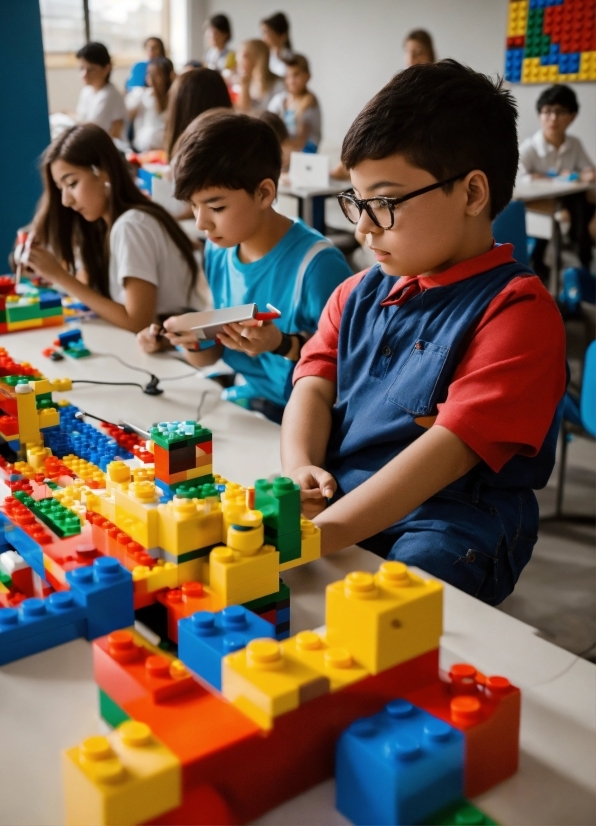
[294,245,567,472]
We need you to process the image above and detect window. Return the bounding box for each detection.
[40,0,86,53]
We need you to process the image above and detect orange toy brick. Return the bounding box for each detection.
[157,582,224,643]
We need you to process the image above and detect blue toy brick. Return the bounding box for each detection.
[39,291,62,309]
[57,329,82,347]
[0,592,87,664]
[178,605,275,691]
[3,523,45,579]
[276,606,290,624]
[336,699,465,826]
[66,557,134,639]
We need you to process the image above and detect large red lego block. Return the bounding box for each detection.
[405,663,520,797]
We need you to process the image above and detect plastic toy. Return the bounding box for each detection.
[505,0,596,83]
[55,328,91,359]
[0,346,518,825]
[0,275,63,333]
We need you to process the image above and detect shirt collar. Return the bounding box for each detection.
[380,242,515,306]
[534,129,569,157]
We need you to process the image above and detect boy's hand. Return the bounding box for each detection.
[161,315,201,349]
[137,324,170,353]
[289,465,337,519]
[218,321,283,357]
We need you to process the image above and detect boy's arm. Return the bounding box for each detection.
[313,425,480,555]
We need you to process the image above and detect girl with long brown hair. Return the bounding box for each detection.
[234,39,285,115]
[26,123,198,332]
[127,57,174,152]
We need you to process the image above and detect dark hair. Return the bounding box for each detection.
[76,41,111,79]
[209,14,232,40]
[341,59,518,219]
[147,56,174,113]
[404,29,436,63]
[164,68,232,159]
[284,53,309,74]
[262,12,291,49]
[34,124,197,299]
[174,111,282,200]
[258,111,289,145]
[536,84,579,114]
[144,36,166,56]
[184,59,203,70]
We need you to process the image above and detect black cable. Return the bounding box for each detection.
[72,379,145,391]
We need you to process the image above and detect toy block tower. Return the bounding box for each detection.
[149,422,213,493]
[255,478,301,564]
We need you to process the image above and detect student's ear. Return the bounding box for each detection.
[255,178,277,209]
[463,170,490,218]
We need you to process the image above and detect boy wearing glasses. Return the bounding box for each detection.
[519,84,595,276]
[281,60,567,604]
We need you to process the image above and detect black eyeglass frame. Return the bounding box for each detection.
[337,171,471,230]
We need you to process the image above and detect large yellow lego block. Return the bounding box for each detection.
[114,482,161,548]
[175,555,210,586]
[7,318,42,331]
[26,445,52,469]
[279,519,321,572]
[325,562,443,675]
[51,378,73,392]
[157,496,223,555]
[222,638,330,730]
[133,561,178,595]
[209,542,279,606]
[38,407,60,430]
[63,720,181,826]
[282,630,369,691]
[31,378,52,395]
[15,385,40,441]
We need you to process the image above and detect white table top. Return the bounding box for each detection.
[0,320,594,826]
[278,178,347,199]
[513,178,592,202]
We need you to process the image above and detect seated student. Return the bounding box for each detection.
[126,57,174,152]
[258,110,291,170]
[234,40,285,115]
[519,84,595,274]
[204,14,236,73]
[25,123,199,333]
[125,36,167,91]
[403,29,436,67]
[261,12,293,77]
[164,68,232,160]
[268,54,321,152]
[76,42,127,139]
[137,111,352,423]
[281,60,567,603]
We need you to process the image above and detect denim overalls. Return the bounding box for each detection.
[326,261,564,604]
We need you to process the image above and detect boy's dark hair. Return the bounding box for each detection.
[210,14,232,39]
[76,41,111,67]
[174,111,282,200]
[258,111,289,145]
[341,59,518,219]
[284,54,310,74]
[536,84,579,114]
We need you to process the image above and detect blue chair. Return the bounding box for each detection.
[555,340,596,519]
[559,267,596,316]
[492,200,529,265]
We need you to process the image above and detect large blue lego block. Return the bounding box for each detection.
[336,699,465,826]
[65,557,134,639]
[43,404,133,467]
[178,605,275,691]
[0,517,45,579]
[0,592,87,665]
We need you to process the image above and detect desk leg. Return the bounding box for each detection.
[302,195,313,227]
[549,203,562,297]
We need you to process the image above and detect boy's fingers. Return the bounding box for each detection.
[300,486,326,500]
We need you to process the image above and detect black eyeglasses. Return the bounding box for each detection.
[337,172,470,230]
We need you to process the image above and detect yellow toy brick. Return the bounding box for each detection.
[14,460,36,480]
[157,496,223,556]
[32,378,52,395]
[15,385,40,441]
[222,638,330,730]
[279,518,321,572]
[133,561,178,595]
[51,378,73,392]
[175,555,210,586]
[38,407,60,429]
[26,445,52,469]
[209,542,279,606]
[282,631,369,691]
[62,720,181,826]
[184,463,213,480]
[114,481,161,548]
[7,318,42,331]
[106,461,132,491]
[325,561,443,675]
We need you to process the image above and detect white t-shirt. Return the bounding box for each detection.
[126,87,166,152]
[205,46,235,72]
[269,48,292,77]
[76,82,127,134]
[518,129,594,180]
[268,92,322,146]
[109,209,199,317]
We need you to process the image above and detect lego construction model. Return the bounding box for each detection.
[505,0,596,83]
[0,347,520,825]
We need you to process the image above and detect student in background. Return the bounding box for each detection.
[76,42,127,139]
[235,40,285,114]
[25,124,199,332]
[164,68,232,159]
[126,57,174,152]
[137,111,352,423]
[204,14,236,73]
[268,54,321,152]
[261,12,293,77]
[125,36,167,90]
[403,29,436,67]
[519,84,595,274]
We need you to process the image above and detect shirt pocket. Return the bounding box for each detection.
[387,340,449,415]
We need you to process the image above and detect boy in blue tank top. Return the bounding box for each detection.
[137,110,351,422]
[281,60,567,603]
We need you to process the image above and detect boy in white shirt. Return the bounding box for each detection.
[519,84,595,273]
[76,42,126,140]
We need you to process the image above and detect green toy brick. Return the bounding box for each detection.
[0,569,12,588]
[149,421,212,450]
[255,477,301,539]
[169,474,214,493]
[424,800,498,825]
[265,528,301,564]
[13,492,81,538]
[39,307,63,318]
[0,310,6,323]
[6,303,41,322]
[243,579,289,612]
[99,688,130,729]
[174,482,220,500]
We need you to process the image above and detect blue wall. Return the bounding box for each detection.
[0,0,50,268]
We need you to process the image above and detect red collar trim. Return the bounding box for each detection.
[381,243,515,306]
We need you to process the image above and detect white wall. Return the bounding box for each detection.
[202,0,595,158]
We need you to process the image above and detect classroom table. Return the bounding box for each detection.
[278,178,347,228]
[0,320,594,826]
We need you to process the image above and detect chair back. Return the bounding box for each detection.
[492,200,529,265]
[581,340,596,437]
